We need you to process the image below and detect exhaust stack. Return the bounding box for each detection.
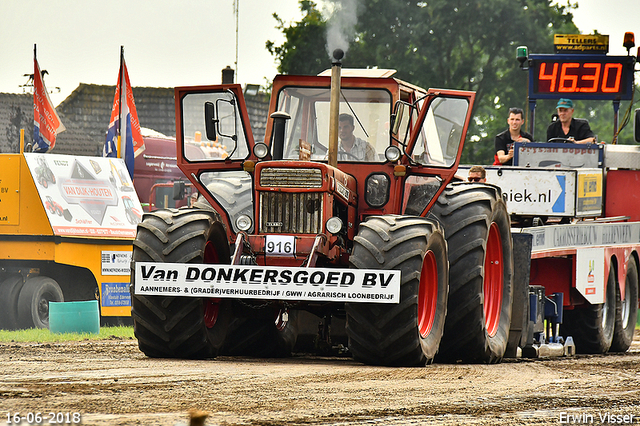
[327,48,344,167]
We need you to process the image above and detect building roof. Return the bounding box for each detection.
[0,92,33,153]
[0,83,269,156]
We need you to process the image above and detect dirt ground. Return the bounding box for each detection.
[1,332,640,426]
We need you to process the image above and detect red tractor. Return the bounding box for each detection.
[130,51,516,365]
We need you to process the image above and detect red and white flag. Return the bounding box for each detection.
[104,48,144,178]
[33,54,65,152]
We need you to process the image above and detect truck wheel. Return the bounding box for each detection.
[429,183,513,363]
[131,208,232,359]
[610,257,637,352]
[223,307,299,357]
[17,276,63,329]
[345,216,448,366]
[562,263,616,354]
[0,274,25,330]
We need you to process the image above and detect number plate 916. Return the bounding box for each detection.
[265,235,296,256]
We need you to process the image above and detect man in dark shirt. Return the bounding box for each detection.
[494,107,533,166]
[546,98,596,144]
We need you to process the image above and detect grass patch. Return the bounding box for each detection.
[0,326,135,343]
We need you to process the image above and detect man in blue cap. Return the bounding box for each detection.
[546,98,596,144]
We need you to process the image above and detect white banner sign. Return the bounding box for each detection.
[101,251,133,275]
[134,262,401,304]
[24,153,142,238]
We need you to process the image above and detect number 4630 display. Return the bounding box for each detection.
[529,54,635,100]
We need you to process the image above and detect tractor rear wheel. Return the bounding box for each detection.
[131,208,231,359]
[561,263,616,354]
[345,216,448,366]
[610,257,639,352]
[429,183,514,363]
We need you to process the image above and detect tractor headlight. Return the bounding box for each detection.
[236,214,252,232]
[253,143,269,159]
[326,217,343,234]
[385,145,402,162]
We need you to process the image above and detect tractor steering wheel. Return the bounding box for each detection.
[547,137,573,144]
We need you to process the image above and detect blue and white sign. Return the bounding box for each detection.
[459,166,577,216]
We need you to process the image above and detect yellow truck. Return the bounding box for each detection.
[0,151,141,329]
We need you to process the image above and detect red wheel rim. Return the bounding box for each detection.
[204,299,220,328]
[484,222,503,337]
[418,250,438,338]
[204,240,220,264]
[203,240,220,328]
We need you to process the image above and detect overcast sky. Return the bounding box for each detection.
[0,0,638,107]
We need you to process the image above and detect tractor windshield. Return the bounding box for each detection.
[276,87,391,162]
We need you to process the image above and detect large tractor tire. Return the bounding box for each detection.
[17,276,64,329]
[223,306,299,357]
[0,274,25,330]
[131,208,231,359]
[561,263,616,354]
[429,183,514,363]
[610,257,639,352]
[345,216,449,366]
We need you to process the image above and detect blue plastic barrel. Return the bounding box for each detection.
[49,301,100,334]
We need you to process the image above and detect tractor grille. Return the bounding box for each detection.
[260,167,323,188]
[259,192,323,234]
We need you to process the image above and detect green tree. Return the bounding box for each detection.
[267,0,580,164]
[266,0,327,76]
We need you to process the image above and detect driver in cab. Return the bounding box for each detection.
[546,98,597,144]
[338,113,377,161]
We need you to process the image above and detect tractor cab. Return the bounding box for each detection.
[174,71,475,268]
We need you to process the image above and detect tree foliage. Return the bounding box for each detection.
[266,1,328,76]
[267,0,587,164]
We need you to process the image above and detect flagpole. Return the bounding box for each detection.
[118,46,124,159]
[33,44,36,153]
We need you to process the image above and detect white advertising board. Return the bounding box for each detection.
[515,143,601,168]
[459,166,576,216]
[517,222,640,253]
[24,153,142,239]
[101,250,133,275]
[576,247,605,304]
[134,262,401,304]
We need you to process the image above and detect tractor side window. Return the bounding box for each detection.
[412,97,469,167]
[181,92,250,161]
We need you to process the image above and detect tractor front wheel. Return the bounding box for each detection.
[345,216,448,366]
[131,208,231,359]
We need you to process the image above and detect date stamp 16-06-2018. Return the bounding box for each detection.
[5,412,82,425]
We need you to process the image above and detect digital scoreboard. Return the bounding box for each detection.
[528,54,636,101]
